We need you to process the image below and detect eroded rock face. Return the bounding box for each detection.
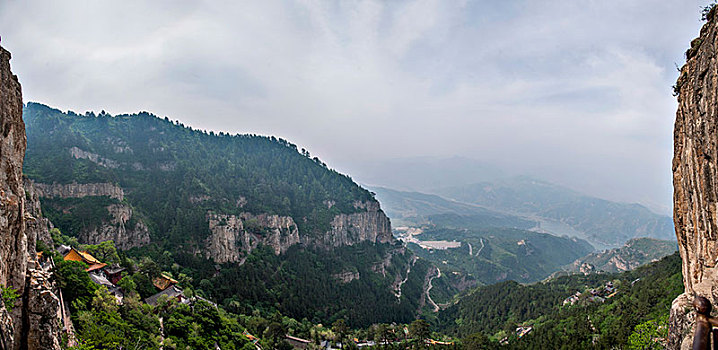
[23,263,61,350]
[0,44,61,350]
[206,212,300,262]
[0,44,28,304]
[78,204,150,249]
[206,200,394,263]
[32,182,149,249]
[69,146,119,168]
[670,7,718,349]
[310,201,393,248]
[24,178,53,248]
[34,182,124,201]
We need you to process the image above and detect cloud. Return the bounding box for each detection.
[0,0,712,213]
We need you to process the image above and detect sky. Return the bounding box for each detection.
[0,0,712,214]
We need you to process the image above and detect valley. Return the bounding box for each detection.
[0,0,703,346]
[371,185,676,303]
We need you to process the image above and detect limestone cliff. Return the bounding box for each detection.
[0,44,61,350]
[206,211,300,262]
[669,6,718,348]
[78,204,150,249]
[34,182,124,201]
[34,182,149,249]
[24,178,54,248]
[206,200,393,263]
[307,201,393,248]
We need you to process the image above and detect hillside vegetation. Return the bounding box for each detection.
[22,102,433,327]
[566,237,677,273]
[437,252,682,349]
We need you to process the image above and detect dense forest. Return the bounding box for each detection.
[23,102,373,238]
[436,252,682,349]
[22,103,435,327]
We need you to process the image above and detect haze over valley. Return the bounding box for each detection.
[0,1,709,349]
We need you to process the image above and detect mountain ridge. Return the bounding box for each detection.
[21,101,433,326]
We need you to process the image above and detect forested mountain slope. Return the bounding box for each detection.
[437,253,682,349]
[22,102,435,326]
[566,237,676,273]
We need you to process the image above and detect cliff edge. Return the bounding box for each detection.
[669,6,718,349]
[0,44,61,350]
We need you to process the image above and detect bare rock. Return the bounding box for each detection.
[205,200,394,263]
[0,44,61,350]
[670,6,718,348]
[333,271,360,283]
[206,212,300,262]
[23,178,53,248]
[23,266,61,350]
[310,201,393,248]
[69,146,119,168]
[34,182,124,201]
[78,204,150,249]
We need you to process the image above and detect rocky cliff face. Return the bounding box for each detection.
[0,44,61,350]
[78,203,150,249]
[34,182,149,249]
[308,201,393,248]
[206,200,393,263]
[206,211,300,262]
[669,6,718,349]
[24,178,54,248]
[34,182,124,201]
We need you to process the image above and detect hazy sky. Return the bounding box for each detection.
[0,0,712,214]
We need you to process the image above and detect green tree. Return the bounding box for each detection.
[0,286,19,312]
[627,315,669,350]
[462,333,497,350]
[54,260,98,312]
[81,241,120,266]
[409,319,431,342]
[332,318,349,346]
[116,273,136,294]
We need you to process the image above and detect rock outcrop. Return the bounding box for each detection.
[669,6,718,349]
[33,182,149,249]
[309,201,393,248]
[566,238,676,274]
[206,212,300,262]
[34,182,124,201]
[22,262,61,350]
[69,146,119,168]
[77,204,150,249]
[24,178,54,248]
[0,44,61,350]
[205,201,394,263]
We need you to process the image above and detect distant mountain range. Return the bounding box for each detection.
[370,184,675,295]
[436,177,675,248]
[370,186,534,228]
[346,156,505,192]
[371,187,593,288]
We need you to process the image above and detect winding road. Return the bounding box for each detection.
[475,238,485,257]
[426,267,441,312]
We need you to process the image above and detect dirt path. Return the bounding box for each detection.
[468,242,473,256]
